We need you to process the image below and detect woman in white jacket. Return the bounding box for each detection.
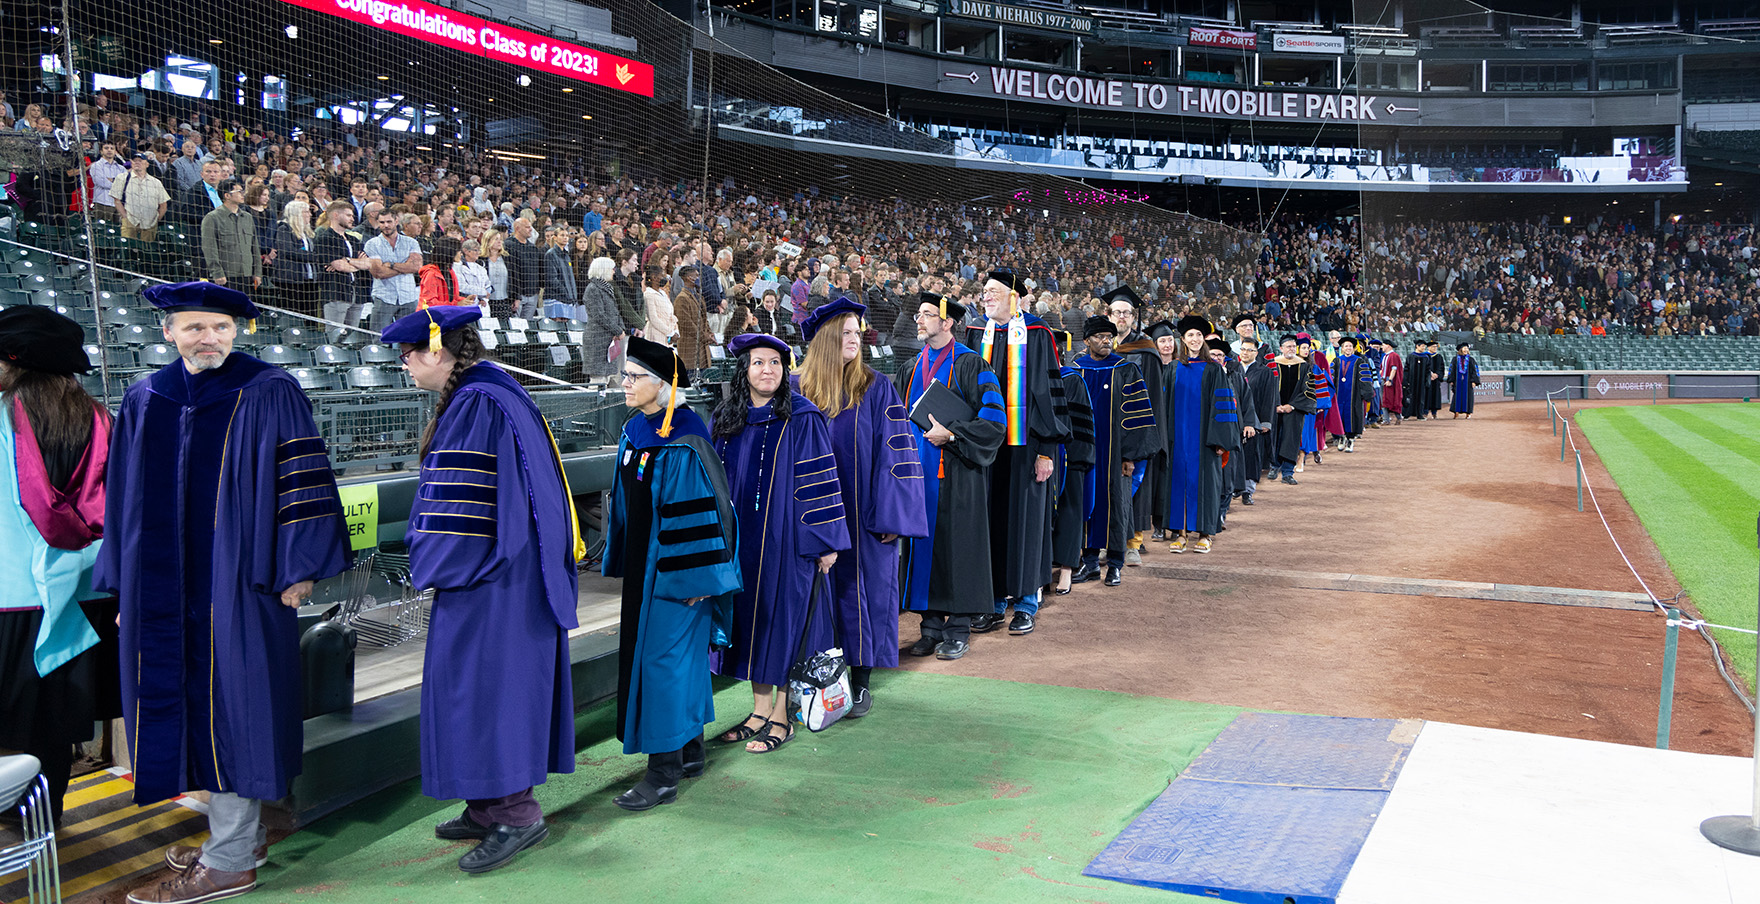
[643,266,677,345]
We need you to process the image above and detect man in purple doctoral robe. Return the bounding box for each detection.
[97,283,349,904]
[388,306,581,873]
[709,337,849,755]
[789,299,926,719]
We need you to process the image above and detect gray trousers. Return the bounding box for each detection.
[367,300,411,334]
[323,299,364,342]
[200,792,268,872]
[516,292,542,320]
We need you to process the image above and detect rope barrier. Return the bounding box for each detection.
[1547,395,1758,716]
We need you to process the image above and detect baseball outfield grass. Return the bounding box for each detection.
[1575,403,1760,690]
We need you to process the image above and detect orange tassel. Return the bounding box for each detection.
[659,364,679,438]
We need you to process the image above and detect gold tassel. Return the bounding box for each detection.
[1009,290,1018,320]
[428,318,441,353]
[247,318,257,334]
[658,365,679,438]
[939,296,947,319]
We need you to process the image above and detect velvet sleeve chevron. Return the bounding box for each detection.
[1116,362,1162,463]
[256,374,350,595]
[650,441,742,602]
[407,390,510,591]
[1205,364,1243,452]
[792,414,852,558]
[276,436,342,528]
[944,352,1007,470]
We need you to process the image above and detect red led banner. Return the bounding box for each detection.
[281,0,656,98]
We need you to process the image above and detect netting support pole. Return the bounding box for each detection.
[1698,512,1760,855]
[1656,607,1679,749]
[1575,452,1584,512]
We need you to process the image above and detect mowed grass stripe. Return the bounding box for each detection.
[1651,405,1760,470]
[1576,405,1759,690]
[1590,411,1757,551]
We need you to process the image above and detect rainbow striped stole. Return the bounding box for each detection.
[982,320,1029,446]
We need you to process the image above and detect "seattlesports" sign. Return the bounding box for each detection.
[280,0,656,97]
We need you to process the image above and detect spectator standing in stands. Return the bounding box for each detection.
[388,306,580,873]
[542,226,579,321]
[452,239,492,314]
[170,140,204,194]
[483,230,511,318]
[0,308,114,824]
[364,209,422,333]
[178,159,225,225]
[101,283,349,904]
[110,151,169,270]
[605,337,740,810]
[673,267,713,378]
[579,257,625,385]
[273,200,323,316]
[87,141,126,220]
[612,249,646,335]
[200,179,261,290]
[753,289,794,341]
[505,217,545,320]
[315,201,371,343]
[644,267,677,345]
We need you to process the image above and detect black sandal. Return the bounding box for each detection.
[746,720,793,754]
[716,713,766,744]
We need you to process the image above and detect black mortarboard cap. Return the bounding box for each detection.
[0,306,92,375]
[1175,314,1212,338]
[1100,285,1143,310]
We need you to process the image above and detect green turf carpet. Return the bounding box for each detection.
[251,671,1239,903]
[1576,403,1760,689]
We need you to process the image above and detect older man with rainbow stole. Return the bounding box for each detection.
[963,270,1069,636]
[897,293,1007,660]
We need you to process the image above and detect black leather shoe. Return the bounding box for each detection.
[969,613,1005,634]
[682,759,705,778]
[934,639,969,660]
[458,820,549,874]
[1069,564,1102,584]
[614,780,677,812]
[1281,475,1299,485]
[906,635,938,657]
[436,810,494,841]
[1103,566,1122,586]
[1241,493,1254,505]
[1007,612,1034,635]
[845,686,872,718]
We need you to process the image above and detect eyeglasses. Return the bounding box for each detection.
[398,348,417,364]
[620,371,656,384]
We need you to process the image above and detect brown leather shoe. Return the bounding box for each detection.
[126,863,257,903]
[165,844,269,874]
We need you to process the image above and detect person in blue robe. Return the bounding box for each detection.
[709,337,849,755]
[1163,315,1240,555]
[386,306,582,872]
[896,295,1007,660]
[1048,347,1095,597]
[963,269,1069,636]
[1330,336,1376,451]
[0,306,114,823]
[96,283,349,903]
[1364,338,1387,424]
[1299,334,1334,468]
[788,300,926,716]
[603,336,742,811]
[1449,342,1482,416]
[1072,316,1159,588]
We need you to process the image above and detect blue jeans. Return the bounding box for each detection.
[994,591,1040,616]
[1278,459,1296,479]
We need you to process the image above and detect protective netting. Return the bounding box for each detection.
[0,0,1260,467]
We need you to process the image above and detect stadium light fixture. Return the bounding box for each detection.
[517,74,532,87]
[1563,216,1572,224]
[562,87,574,92]
[285,25,298,39]
[377,75,389,80]
[209,39,224,45]
[582,115,594,120]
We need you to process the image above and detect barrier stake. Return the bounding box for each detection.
[1551,401,1557,435]
[1656,607,1679,749]
[1576,452,1584,513]
[1698,512,1760,855]
[1560,423,1568,462]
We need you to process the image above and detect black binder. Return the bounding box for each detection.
[908,378,974,433]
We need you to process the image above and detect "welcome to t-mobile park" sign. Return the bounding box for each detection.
[281,0,656,97]
[941,65,1418,123]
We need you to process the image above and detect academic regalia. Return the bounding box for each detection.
[1449,353,1482,413]
[1073,353,1159,552]
[896,342,1007,616]
[94,354,350,804]
[1330,351,1376,437]
[1380,350,1405,417]
[814,370,926,670]
[1050,366,1095,569]
[1312,351,1343,444]
[408,362,579,800]
[1241,357,1279,479]
[1114,334,1166,536]
[965,313,1070,598]
[1421,350,1445,415]
[711,394,850,686]
[605,406,740,755]
[1165,356,1239,536]
[1364,347,1385,421]
[1273,360,1317,464]
[1302,355,1334,454]
[1220,358,1254,497]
